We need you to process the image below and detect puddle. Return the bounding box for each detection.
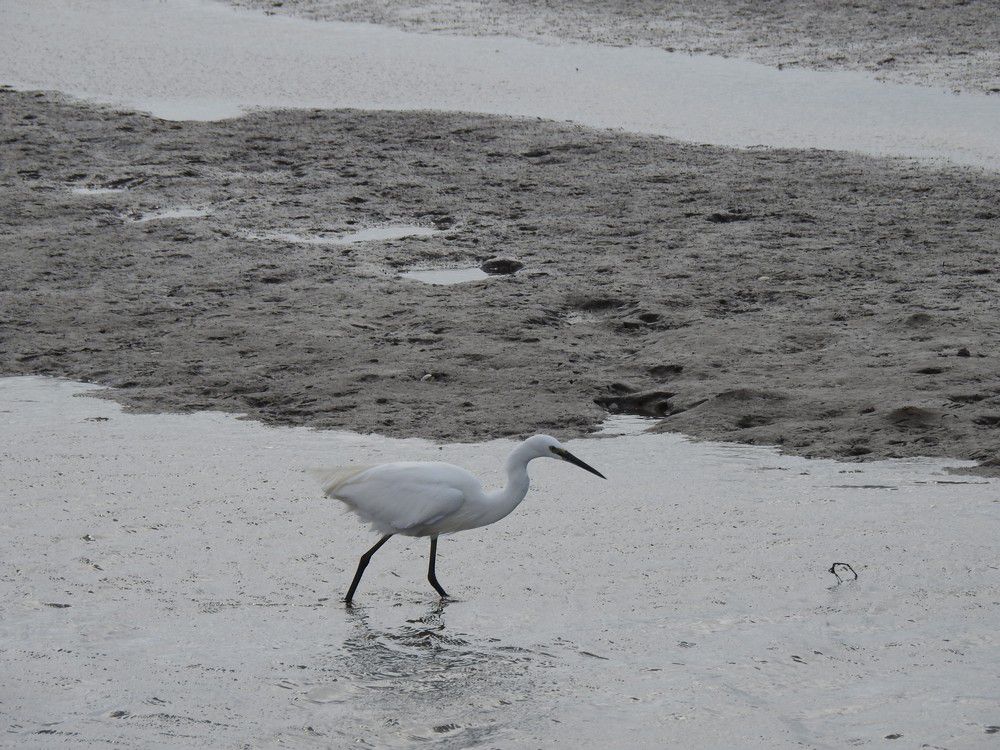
[400,267,490,285]
[251,225,441,245]
[596,414,659,436]
[339,225,441,243]
[70,186,126,195]
[2,0,999,168]
[129,207,208,223]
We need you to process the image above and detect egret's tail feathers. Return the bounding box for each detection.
[307,465,374,496]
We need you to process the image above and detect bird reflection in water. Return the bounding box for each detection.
[323,600,542,746]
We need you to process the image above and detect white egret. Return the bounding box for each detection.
[312,434,606,604]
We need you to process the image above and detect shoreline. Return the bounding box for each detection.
[230,0,1000,95]
[5,0,998,169]
[3,89,999,470]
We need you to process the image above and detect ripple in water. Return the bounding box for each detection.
[297,602,549,748]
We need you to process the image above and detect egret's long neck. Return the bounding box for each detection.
[482,443,534,525]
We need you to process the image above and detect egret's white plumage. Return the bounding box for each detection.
[312,434,606,603]
[321,462,472,536]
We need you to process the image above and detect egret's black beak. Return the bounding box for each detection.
[551,446,606,479]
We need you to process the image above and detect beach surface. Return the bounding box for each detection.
[3,1,1000,746]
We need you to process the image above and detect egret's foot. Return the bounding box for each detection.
[431,594,456,612]
[429,579,449,598]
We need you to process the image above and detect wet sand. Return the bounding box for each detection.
[232,0,1000,94]
[3,87,999,467]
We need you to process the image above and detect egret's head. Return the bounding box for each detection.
[524,434,606,479]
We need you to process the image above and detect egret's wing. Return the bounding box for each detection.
[310,462,467,534]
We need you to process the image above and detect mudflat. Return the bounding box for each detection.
[2,88,999,466]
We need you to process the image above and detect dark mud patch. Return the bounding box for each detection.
[3,89,1000,467]
[593,389,678,418]
[480,257,524,275]
[706,208,753,224]
[886,406,947,429]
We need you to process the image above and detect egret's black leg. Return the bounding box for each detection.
[344,534,393,605]
[427,535,449,598]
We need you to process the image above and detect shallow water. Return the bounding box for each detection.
[2,376,998,748]
[2,0,1000,168]
[69,186,126,195]
[251,225,441,246]
[129,206,209,222]
[340,226,442,244]
[400,267,490,285]
[595,414,659,435]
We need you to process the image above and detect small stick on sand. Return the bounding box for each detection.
[829,562,859,582]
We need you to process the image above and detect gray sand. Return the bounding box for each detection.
[231,0,1000,94]
[3,88,999,467]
